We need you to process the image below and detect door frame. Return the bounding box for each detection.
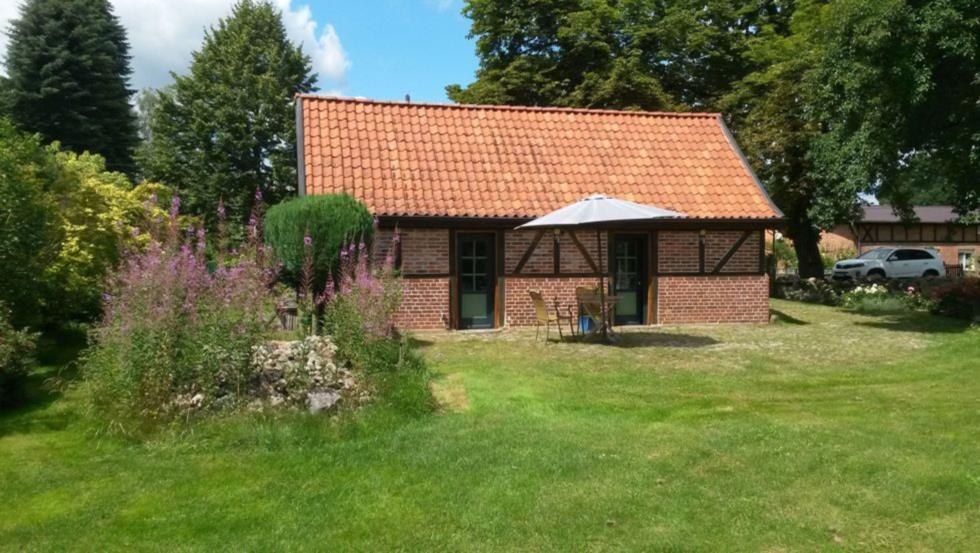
[455,231,497,329]
[609,232,648,325]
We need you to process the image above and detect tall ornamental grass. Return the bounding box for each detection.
[83,196,279,436]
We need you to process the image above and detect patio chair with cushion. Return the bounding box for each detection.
[529,290,575,341]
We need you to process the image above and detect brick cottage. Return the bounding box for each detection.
[295,95,784,329]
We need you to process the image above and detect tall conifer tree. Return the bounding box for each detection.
[3,0,139,174]
[139,0,316,225]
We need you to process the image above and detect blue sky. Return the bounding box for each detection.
[312,0,477,101]
[0,0,479,103]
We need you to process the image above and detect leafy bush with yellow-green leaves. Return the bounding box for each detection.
[0,119,172,327]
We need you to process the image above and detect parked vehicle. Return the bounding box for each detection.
[832,247,946,280]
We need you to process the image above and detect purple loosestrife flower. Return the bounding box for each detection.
[216,199,226,222]
[170,195,181,218]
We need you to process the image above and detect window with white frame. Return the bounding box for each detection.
[958,250,975,271]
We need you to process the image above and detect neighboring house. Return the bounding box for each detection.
[295,96,784,329]
[822,205,979,272]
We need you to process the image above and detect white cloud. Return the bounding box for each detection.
[0,0,349,91]
[426,0,457,12]
[275,0,348,85]
[0,2,23,66]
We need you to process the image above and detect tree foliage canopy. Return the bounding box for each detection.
[450,0,978,277]
[0,119,169,327]
[1,0,139,174]
[139,0,316,227]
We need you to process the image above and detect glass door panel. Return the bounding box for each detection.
[458,234,495,329]
[612,235,646,325]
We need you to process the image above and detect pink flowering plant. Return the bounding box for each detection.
[83,195,279,435]
[322,230,405,372]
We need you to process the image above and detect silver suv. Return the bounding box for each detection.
[832,247,945,281]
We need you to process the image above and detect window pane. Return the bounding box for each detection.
[461,293,487,319]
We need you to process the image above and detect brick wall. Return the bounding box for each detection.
[400,229,449,274]
[395,277,450,329]
[504,230,553,274]
[657,275,769,324]
[558,231,608,273]
[372,229,396,264]
[659,231,700,273]
[503,276,598,327]
[821,226,858,254]
[505,230,611,275]
[704,230,761,273]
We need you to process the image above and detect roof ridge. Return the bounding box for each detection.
[296,93,720,119]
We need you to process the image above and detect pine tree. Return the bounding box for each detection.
[139,0,316,226]
[2,0,139,174]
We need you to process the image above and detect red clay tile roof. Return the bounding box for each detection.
[298,95,783,220]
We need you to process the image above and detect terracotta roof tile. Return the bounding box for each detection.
[297,95,783,220]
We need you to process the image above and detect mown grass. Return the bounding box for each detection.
[1,300,978,550]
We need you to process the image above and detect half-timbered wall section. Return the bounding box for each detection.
[382,225,769,329]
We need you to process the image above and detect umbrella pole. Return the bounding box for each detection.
[597,229,608,341]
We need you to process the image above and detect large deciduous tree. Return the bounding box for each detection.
[449,0,977,278]
[807,0,979,218]
[2,0,139,174]
[720,2,828,278]
[139,0,316,226]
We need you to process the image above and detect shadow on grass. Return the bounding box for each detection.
[854,312,972,334]
[0,327,87,438]
[571,331,720,349]
[407,337,437,350]
[770,309,809,325]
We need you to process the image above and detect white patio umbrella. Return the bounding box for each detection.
[517,195,685,340]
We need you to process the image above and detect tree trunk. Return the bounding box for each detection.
[787,215,825,279]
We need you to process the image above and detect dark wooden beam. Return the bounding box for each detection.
[861,225,875,243]
[513,229,545,275]
[553,232,561,274]
[712,230,753,273]
[567,230,599,273]
[698,231,706,273]
[648,230,658,325]
[448,229,457,330]
[495,230,505,328]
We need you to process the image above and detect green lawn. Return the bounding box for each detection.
[2,300,978,550]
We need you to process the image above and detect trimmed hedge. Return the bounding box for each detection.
[264,194,374,288]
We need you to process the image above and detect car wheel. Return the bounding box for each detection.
[866,269,886,281]
[923,269,939,278]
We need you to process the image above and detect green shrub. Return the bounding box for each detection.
[774,276,848,305]
[773,238,797,270]
[0,303,38,407]
[0,119,173,327]
[821,247,857,269]
[840,283,934,314]
[264,194,374,291]
[930,278,980,321]
[0,119,60,328]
